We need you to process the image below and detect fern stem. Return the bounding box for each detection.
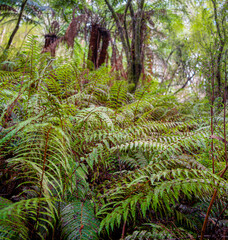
[133,83,151,122]
[62,162,81,200]
[202,50,228,240]
[210,63,215,174]
[121,219,127,239]
[39,127,52,196]
[114,81,124,122]
[200,189,217,240]
[200,166,228,240]
[79,202,84,239]
[224,50,227,165]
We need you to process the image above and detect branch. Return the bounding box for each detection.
[211,0,224,43]
[123,0,132,52]
[129,2,134,18]
[104,0,129,60]
[0,16,5,23]
[173,72,195,95]
[5,0,28,51]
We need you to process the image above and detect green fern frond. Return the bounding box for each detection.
[72,107,114,130]
[97,167,227,234]
[61,200,100,240]
[124,226,174,240]
[0,71,22,88]
[108,80,128,109]
[124,230,154,240]
[5,123,86,199]
[0,197,55,240]
[0,197,28,240]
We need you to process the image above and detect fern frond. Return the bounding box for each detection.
[61,200,99,240]
[0,197,55,240]
[6,123,86,199]
[98,167,227,233]
[108,80,128,109]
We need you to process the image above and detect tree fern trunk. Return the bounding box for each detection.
[88,24,100,69]
[98,29,110,67]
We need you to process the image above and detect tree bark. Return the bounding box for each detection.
[127,0,145,90]
[87,24,100,69]
[0,26,6,46]
[211,0,226,97]
[98,29,110,67]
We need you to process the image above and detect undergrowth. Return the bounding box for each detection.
[0,36,227,240]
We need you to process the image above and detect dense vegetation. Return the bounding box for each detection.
[0,0,227,239]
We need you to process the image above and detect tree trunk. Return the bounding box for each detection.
[0,0,27,62]
[128,60,142,91]
[87,24,100,69]
[98,29,110,67]
[88,24,110,69]
[5,0,28,51]
[211,0,226,98]
[104,0,130,62]
[127,0,144,90]
[104,0,146,91]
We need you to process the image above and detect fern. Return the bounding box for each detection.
[1,37,227,240]
[97,166,227,234]
[0,197,55,240]
[61,200,100,240]
[124,226,174,240]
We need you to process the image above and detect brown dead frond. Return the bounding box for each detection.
[98,28,110,67]
[42,35,63,57]
[64,14,88,48]
[42,10,89,56]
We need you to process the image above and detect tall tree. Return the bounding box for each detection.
[189,0,227,99]
[4,0,28,51]
[104,0,188,91]
[0,0,50,59]
[104,0,146,91]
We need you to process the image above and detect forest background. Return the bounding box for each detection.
[0,0,227,239]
